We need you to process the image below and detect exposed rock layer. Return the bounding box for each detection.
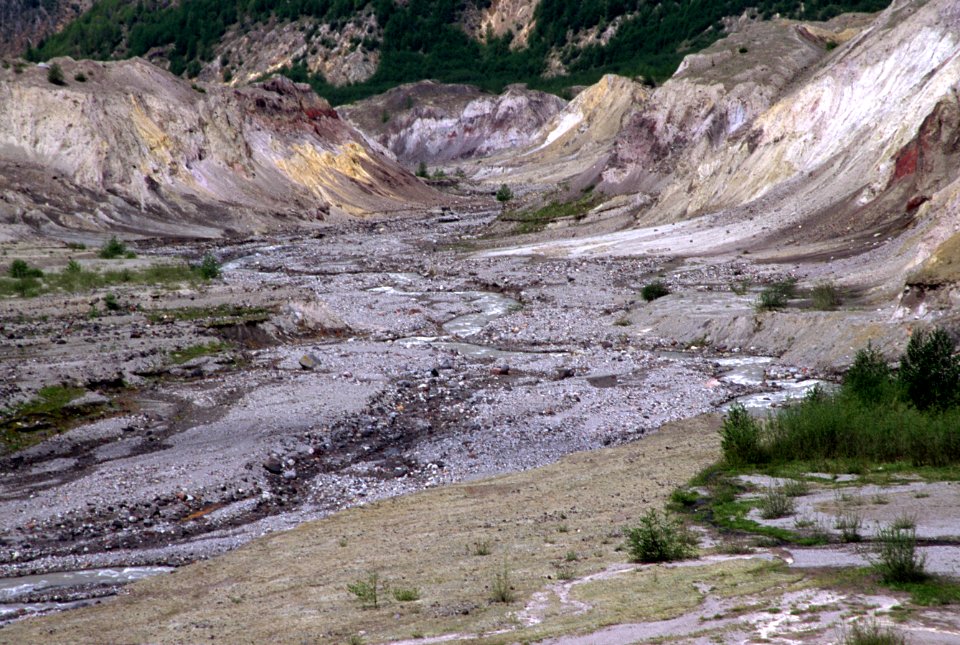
[0,58,441,239]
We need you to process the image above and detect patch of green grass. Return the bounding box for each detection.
[887,577,960,606]
[1,260,220,299]
[16,386,86,417]
[392,587,420,602]
[146,304,271,325]
[170,342,228,364]
[503,196,597,234]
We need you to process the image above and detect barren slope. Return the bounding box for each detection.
[340,80,566,166]
[0,58,443,240]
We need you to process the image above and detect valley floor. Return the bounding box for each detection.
[0,208,957,642]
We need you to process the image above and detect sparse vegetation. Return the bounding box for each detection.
[755,278,797,311]
[871,525,926,584]
[347,572,382,609]
[502,195,597,233]
[471,540,492,556]
[169,342,227,365]
[98,236,132,259]
[811,281,842,310]
[834,511,862,543]
[197,253,221,280]
[46,62,65,85]
[392,587,420,602]
[842,618,906,645]
[641,281,670,302]
[625,509,697,563]
[490,562,514,603]
[758,486,795,519]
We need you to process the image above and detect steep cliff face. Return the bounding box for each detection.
[0,58,441,239]
[339,80,566,165]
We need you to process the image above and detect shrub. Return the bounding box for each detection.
[415,161,428,178]
[9,259,43,279]
[834,511,862,543]
[625,509,697,563]
[843,343,894,405]
[98,236,130,259]
[347,572,382,609]
[872,526,926,584]
[47,62,65,85]
[495,184,514,203]
[197,253,221,279]
[755,279,797,311]
[74,71,87,82]
[490,562,514,603]
[103,293,120,311]
[843,618,905,645]
[898,327,960,411]
[720,404,765,466]
[641,281,670,302]
[811,282,842,310]
[392,587,420,602]
[780,479,809,497]
[758,486,795,519]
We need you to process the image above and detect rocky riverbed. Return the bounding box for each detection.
[0,209,832,623]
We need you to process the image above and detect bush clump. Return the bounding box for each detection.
[98,236,134,259]
[625,509,697,563]
[897,327,960,411]
[47,62,65,85]
[872,525,927,584]
[810,281,842,310]
[495,184,514,203]
[718,327,960,467]
[197,253,221,280]
[755,278,797,311]
[641,281,670,302]
[8,259,43,279]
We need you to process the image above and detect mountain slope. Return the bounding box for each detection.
[17,0,894,105]
[0,58,442,240]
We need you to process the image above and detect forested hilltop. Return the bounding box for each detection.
[23,0,890,104]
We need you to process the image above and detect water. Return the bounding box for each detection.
[0,566,174,601]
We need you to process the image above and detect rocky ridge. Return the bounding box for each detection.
[339,80,567,165]
[0,58,443,241]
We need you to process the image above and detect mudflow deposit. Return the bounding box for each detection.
[1,0,960,643]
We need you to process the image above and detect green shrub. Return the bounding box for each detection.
[720,404,765,466]
[625,509,697,563]
[392,587,420,602]
[103,293,120,311]
[780,479,809,497]
[74,71,87,82]
[415,161,428,178]
[872,526,926,584]
[755,279,797,311]
[197,253,221,279]
[346,572,381,609]
[98,236,130,259]
[47,62,65,85]
[8,259,43,279]
[843,343,894,405]
[495,184,514,203]
[834,511,862,543]
[843,618,905,645]
[898,327,960,411]
[758,486,795,519]
[490,562,514,603]
[641,281,670,302]
[811,282,842,310]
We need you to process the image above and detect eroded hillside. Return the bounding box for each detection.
[0,58,443,240]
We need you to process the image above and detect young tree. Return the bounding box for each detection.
[495,184,513,203]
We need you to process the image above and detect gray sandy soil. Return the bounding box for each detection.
[0,209,804,619]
